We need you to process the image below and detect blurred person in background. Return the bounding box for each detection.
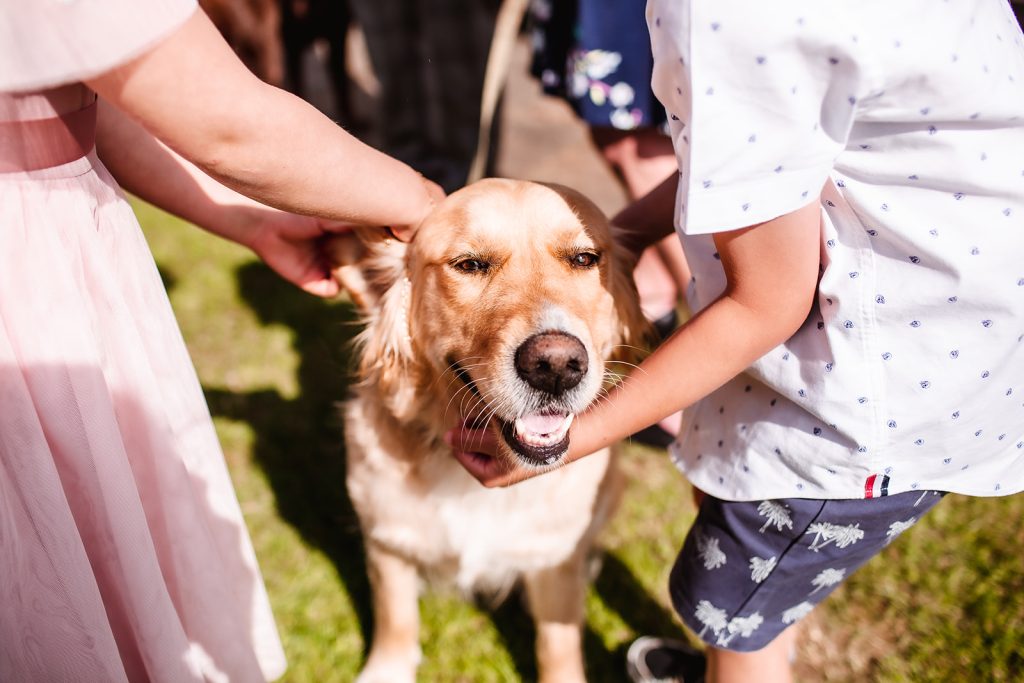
[348,0,503,193]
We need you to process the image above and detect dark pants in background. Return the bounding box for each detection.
[349,0,503,193]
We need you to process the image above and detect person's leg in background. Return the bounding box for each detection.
[590,125,686,443]
[349,0,501,194]
[418,0,503,192]
[592,125,683,329]
[345,0,426,173]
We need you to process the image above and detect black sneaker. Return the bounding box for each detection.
[630,424,676,449]
[628,309,680,450]
[626,636,707,683]
[650,310,679,343]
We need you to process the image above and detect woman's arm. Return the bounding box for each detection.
[96,97,289,242]
[450,199,823,486]
[86,8,435,238]
[96,99,351,296]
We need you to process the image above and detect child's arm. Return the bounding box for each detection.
[450,198,822,486]
[86,9,435,239]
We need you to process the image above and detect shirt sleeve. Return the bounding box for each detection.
[0,0,198,93]
[649,2,866,235]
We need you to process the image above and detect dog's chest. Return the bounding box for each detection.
[347,442,613,590]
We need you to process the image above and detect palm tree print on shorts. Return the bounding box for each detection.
[804,521,865,551]
[696,531,727,570]
[781,601,815,625]
[718,613,765,648]
[756,500,794,533]
[885,517,918,545]
[810,567,846,594]
[748,555,777,583]
[694,600,729,640]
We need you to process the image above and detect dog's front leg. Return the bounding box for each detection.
[357,541,421,683]
[523,551,589,683]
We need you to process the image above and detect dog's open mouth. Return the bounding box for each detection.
[450,358,578,467]
[498,411,574,466]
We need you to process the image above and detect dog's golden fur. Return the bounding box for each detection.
[333,178,646,683]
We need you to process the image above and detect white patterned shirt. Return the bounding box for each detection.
[648,0,1024,500]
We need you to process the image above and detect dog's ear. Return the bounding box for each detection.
[326,228,406,312]
[327,228,417,399]
[607,246,654,366]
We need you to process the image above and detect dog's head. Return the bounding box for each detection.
[334,178,647,467]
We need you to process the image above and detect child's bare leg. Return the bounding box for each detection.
[706,625,797,683]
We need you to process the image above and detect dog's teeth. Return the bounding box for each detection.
[513,414,575,447]
[558,413,574,436]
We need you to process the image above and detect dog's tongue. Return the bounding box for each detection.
[519,412,568,436]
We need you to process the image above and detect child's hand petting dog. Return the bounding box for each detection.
[446,420,537,488]
[446,418,578,488]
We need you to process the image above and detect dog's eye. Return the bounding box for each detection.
[570,251,600,269]
[453,258,490,274]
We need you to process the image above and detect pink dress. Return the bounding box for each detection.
[0,2,287,681]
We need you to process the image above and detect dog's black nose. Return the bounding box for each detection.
[515,332,588,395]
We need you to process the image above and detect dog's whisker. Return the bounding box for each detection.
[443,382,484,423]
[431,357,489,393]
[600,374,627,391]
[441,372,510,429]
[440,363,490,394]
[467,404,503,451]
[440,376,524,430]
[589,387,618,412]
[453,390,490,424]
[604,359,647,374]
[463,393,493,421]
[448,355,487,364]
[610,343,649,353]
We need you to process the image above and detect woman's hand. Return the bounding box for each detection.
[244,210,358,297]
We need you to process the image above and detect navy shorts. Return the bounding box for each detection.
[669,490,946,652]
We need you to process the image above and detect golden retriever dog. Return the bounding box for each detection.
[332,178,646,683]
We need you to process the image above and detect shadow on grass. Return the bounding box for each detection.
[204,261,684,681]
[201,262,373,642]
[590,553,691,681]
[487,552,688,682]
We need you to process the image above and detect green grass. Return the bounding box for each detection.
[137,200,1023,682]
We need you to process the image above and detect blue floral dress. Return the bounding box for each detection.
[530,0,666,131]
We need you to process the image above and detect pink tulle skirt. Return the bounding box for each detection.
[0,91,285,682]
